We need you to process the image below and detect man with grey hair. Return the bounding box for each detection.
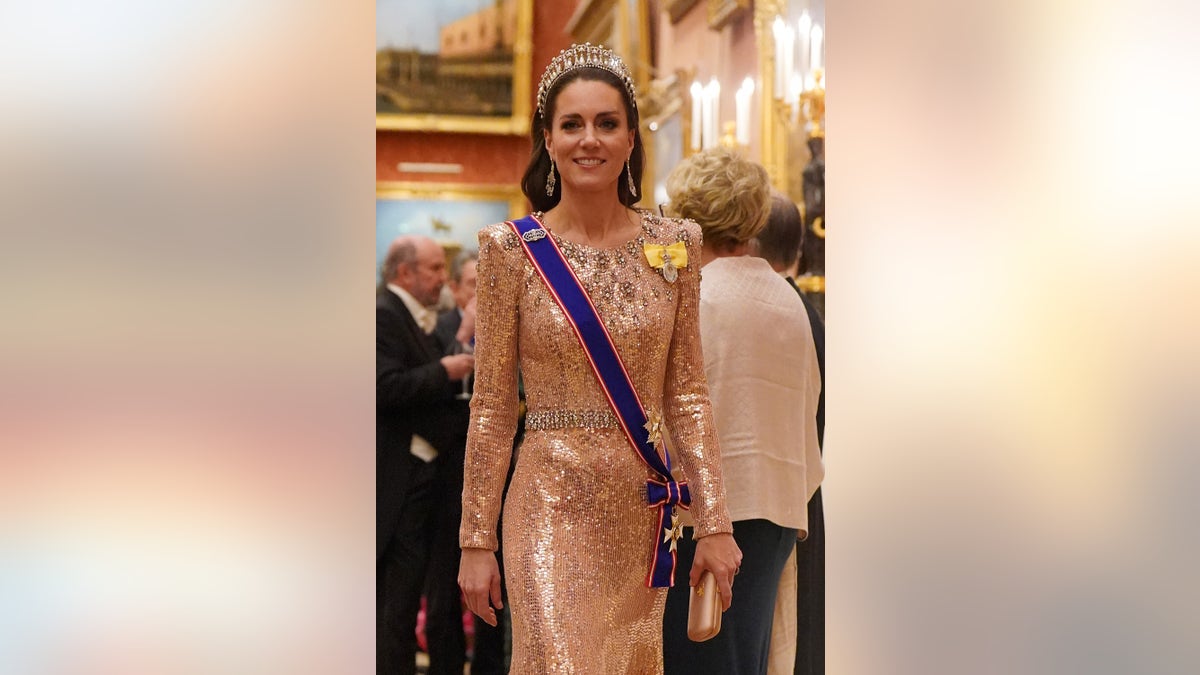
[433,250,478,351]
[377,234,474,675]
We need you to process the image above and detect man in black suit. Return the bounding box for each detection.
[756,194,825,675]
[424,250,478,675]
[377,234,474,675]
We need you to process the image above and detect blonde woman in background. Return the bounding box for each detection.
[661,148,824,675]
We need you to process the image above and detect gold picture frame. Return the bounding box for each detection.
[376,0,534,134]
[376,182,528,271]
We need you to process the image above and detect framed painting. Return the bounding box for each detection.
[376,182,527,279]
[376,0,534,134]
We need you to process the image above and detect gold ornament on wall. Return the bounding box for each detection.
[709,0,751,30]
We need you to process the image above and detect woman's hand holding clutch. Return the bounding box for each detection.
[691,531,741,612]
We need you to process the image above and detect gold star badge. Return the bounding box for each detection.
[644,411,663,449]
[663,512,683,552]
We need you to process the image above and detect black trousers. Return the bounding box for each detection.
[794,487,824,675]
[378,455,438,675]
[663,519,799,675]
[423,454,467,675]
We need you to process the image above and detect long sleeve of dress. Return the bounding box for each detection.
[459,224,522,551]
[662,219,733,538]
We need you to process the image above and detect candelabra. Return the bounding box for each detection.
[798,67,825,138]
[754,3,825,314]
[686,74,739,155]
[772,10,820,139]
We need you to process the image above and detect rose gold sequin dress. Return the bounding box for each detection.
[460,212,733,674]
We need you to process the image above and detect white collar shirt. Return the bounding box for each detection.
[388,283,436,334]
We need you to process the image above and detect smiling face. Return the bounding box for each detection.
[543,78,636,199]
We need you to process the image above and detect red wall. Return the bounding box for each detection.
[376,1,579,190]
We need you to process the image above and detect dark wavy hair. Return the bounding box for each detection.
[521,67,644,212]
[757,192,806,271]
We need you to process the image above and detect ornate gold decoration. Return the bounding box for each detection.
[709,0,751,30]
[643,410,665,447]
[663,512,684,552]
[640,70,689,127]
[667,0,701,24]
[799,67,826,139]
[754,0,788,190]
[810,216,825,239]
[719,121,740,150]
[794,275,825,294]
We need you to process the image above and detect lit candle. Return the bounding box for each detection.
[772,17,786,94]
[797,11,812,76]
[786,72,802,124]
[781,25,794,99]
[735,77,754,146]
[690,80,703,150]
[705,78,721,149]
[811,24,824,72]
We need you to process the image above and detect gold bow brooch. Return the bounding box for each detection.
[643,241,688,283]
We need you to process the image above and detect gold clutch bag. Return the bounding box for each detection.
[687,570,722,641]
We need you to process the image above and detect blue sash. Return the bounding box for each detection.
[509,214,690,588]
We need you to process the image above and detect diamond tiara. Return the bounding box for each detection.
[536,42,638,118]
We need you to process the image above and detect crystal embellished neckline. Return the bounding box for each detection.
[532,211,651,253]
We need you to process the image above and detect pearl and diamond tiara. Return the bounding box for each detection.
[536,42,637,118]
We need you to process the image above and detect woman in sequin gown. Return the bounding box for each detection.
[458,45,742,674]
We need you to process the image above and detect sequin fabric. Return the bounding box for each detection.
[460,211,733,674]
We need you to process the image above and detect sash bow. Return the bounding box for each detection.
[643,241,688,269]
[646,479,692,509]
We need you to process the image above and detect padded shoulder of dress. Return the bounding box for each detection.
[477,221,521,248]
[658,216,702,249]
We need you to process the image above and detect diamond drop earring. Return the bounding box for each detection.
[626,158,638,197]
[545,158,557,196]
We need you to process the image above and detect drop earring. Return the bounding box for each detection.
[545,158,557,196]
[626,158,638,197]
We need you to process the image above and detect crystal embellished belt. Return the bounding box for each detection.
[524,409,619,431]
